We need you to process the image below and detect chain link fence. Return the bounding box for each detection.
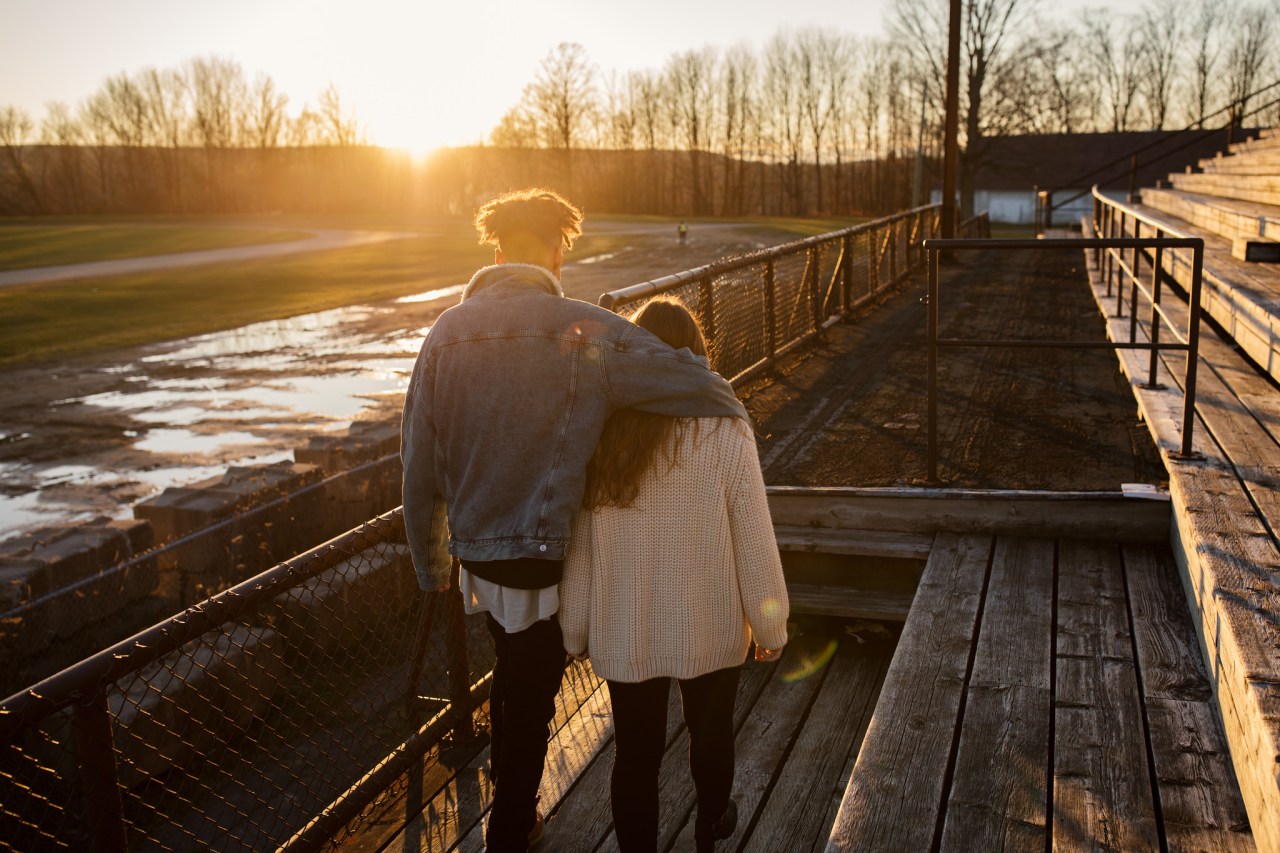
[599,205,942,385]
[0,508,603,850]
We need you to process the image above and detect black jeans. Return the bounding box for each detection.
[606,666,740,853]
[485,614,567,852]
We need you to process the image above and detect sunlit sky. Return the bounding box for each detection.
[3,0,1145,151]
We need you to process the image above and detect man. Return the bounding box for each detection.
[401,188,746,852]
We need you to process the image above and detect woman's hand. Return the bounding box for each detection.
[754,645,783,663]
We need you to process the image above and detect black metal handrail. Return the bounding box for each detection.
[924,228,1204,481]
[1034,79,1280,233]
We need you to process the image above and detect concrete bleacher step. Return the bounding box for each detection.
[1200,150,1280,174]
[1169,171,1280,206]
[1228,130,1280,157]
[1141,187,1280,245]
[1127,199,1280,381]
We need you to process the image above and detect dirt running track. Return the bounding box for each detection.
[746,247,1167,490]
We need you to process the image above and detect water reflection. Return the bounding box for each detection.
[0,281,457,541]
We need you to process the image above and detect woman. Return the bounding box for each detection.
[560,297,789,853]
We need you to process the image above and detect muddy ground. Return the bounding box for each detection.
[0,226,1164,543]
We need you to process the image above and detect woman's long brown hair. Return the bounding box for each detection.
[582,297,709,509]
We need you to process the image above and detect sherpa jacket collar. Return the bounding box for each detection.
[461,263,563,301]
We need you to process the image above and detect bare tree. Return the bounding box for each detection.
[317,82,362,145]
[1082,13,1144,131]
[490,104,541,147]
[0,106,44,212]
[763,32,805,214]
[1187,0,1222,127]
[1137,0,1182,128]
[529,42,597,150]
[187,56,247,147]
[247,74,288,148]
[667,48,717,214]
[1222,1,1275,123]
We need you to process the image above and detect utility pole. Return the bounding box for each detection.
[941,0,961,238]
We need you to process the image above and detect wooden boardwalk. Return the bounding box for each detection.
[347,534,1249,852]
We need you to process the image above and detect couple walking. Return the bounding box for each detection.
[401,188,789,852]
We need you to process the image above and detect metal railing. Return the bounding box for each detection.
[925,200,1204,481]
[0,506,602,851]
[599,204,941,386]
[1034,80,1280,234]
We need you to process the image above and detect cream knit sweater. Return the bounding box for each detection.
[560,417,789,682]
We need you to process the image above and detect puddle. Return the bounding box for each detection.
[0,280,456,542]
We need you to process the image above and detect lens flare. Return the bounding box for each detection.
[781,638,838,683]
[761,597,783,619]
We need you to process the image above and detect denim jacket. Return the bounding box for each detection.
[401,263,748,590]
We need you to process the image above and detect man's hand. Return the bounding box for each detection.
[754,645,783,663]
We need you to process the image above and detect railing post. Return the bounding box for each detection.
[889,220,899,282]
[74,691,128,853]
[1181,244,1205,457]
[1127,154,1139,202]
[840,234,852,315]
[765,259,777,371]
[808,248,821,333]
[927,246,939,483]
[1125,220,1142,327]
[699,275,718,345]
[444,559,473,740]
[1146,245,1164,388]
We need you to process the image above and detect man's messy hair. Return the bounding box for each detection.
[474,187,584,250]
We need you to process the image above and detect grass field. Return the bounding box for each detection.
[0,214,860,368]
[0,220,314,270]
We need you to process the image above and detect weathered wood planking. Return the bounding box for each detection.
[1052,539,1159,852]
[593,663,777,853]
[773,525,935,559]
[939,537,1054,852]
[825,532,993,852]
[745,640,887,853]
[1124,544,1255,852]
[768,487,1169,542]
[786,582,914,622]
[1086,250,1280,851]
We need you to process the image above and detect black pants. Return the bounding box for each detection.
[606,666,740,853]
[485,615,566,852]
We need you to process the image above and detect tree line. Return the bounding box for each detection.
[1,0,1276,218]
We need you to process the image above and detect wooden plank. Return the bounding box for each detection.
[544,663,773,853]
[826,532,993,852]
[1051,539,1159,852]
[1124,543,1255,852]
[939,536,1055,852]
[767,488,1169,542]
[1086,252,1280,851]
[773,525,934,559]
[664,645,830,853]
[745,639,889,853]
[786,582,913,622]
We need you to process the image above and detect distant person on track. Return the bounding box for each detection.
[560,297,789,853]
[678,220,689,245]
[401,188,748,852]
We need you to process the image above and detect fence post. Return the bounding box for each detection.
[889,220,900,282]
[74,691,128,853]
[840,234,852,315]
[1181,245,1204,456]
[927,245,940,483]
[699,276,718,345]
[1146,245,1164,388]
[765,259,777,370]
[444,558,473,740]
[807,248,821,333]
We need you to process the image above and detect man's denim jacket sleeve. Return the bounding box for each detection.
[605,324,748,421]
[401,354,451,590]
